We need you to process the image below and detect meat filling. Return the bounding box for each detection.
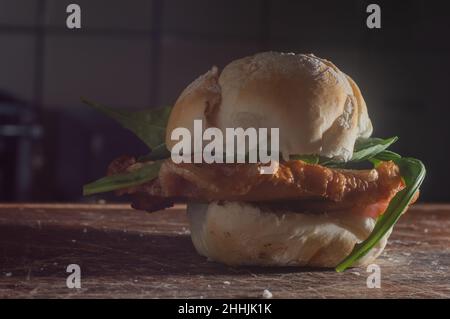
[108,156,408,216]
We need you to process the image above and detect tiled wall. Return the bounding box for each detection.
[1,0,432,110]
[1,0,449,201]
[0,33,36,101]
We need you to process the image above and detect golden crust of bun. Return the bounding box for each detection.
[187,201,390,268]
[166,52,372,161]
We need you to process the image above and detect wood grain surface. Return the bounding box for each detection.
[0,203,449,298]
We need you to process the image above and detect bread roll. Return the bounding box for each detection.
[166,52,372,161]
[187,201,390,267]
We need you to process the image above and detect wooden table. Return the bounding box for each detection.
[0,203,449,298]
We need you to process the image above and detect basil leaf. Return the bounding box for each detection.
[137,143,171,162]
[82,98,171,149]
[369,150,402,167]
[289,154,320,164]
[318,157,341,167]
[371,149,402,161]
[83,161,162,196]
[351,136,398,162]
[335,156,426,272]
[290,136,399,168]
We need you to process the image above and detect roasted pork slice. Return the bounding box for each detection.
[107,156,405,215]
[157,160,404,203]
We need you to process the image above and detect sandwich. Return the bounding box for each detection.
[83,52,425,271]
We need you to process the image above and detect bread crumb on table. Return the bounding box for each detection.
[262,289,273,299]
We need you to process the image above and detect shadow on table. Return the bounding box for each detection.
[0,223,333,278]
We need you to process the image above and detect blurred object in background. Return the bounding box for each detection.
[0,0,449,202]
[0,90,42,200]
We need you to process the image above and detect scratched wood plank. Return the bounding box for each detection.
[0,203,449,298]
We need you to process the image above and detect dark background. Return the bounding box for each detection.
[0,0,448,202]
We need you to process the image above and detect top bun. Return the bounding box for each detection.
[166,52,372,161]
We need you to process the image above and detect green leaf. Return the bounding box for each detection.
[369,150,402,167]
[335,156,426,272]
[83,161,162,196]
[289,154,319,164]
[371,149,402,161]
[289,136,399,168]
[351,136,398,162]
[82,98,171,149]
[137,143,171,162]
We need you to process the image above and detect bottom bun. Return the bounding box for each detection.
[187,201,391,268]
